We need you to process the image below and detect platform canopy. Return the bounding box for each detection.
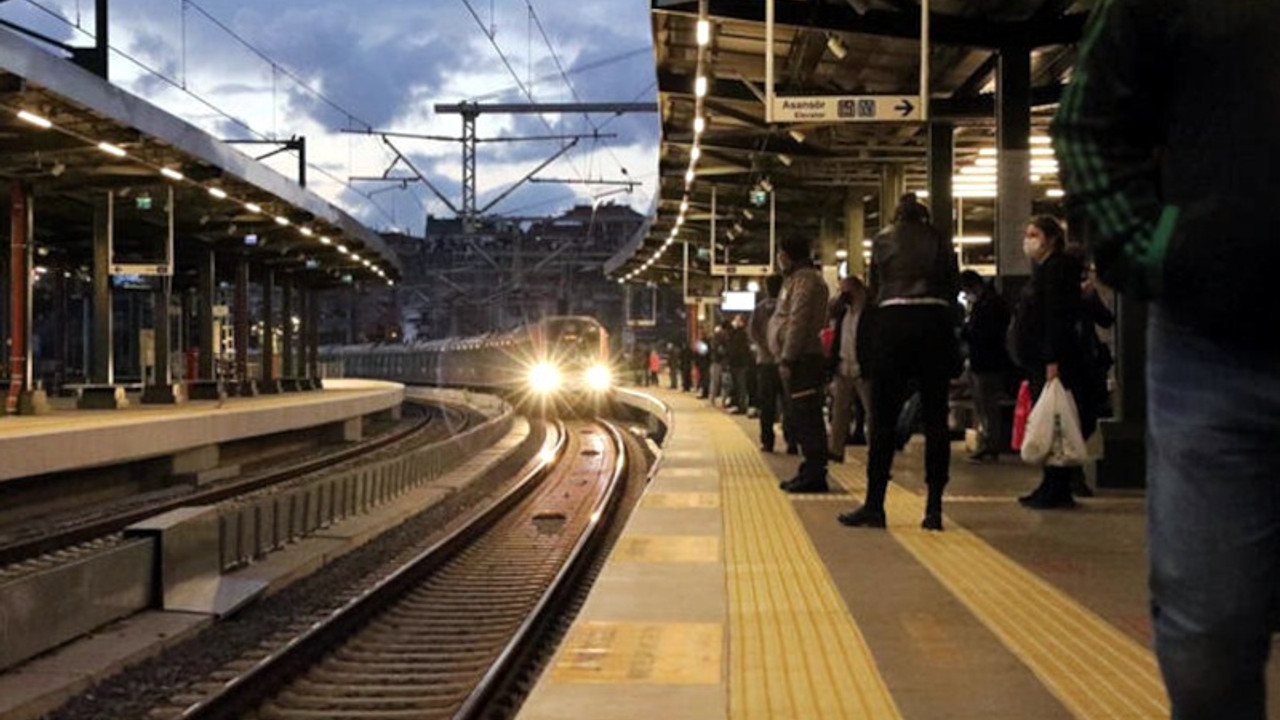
[0,26,400,287]
[611,0,1092,288]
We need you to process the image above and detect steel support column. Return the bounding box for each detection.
[844,188,866,279]
[281,272,294,380]
[197,248,215,380]
[6,181,30,413]
[879,164,905,233]
[997,44,1032,278]
[1096,296,1148,488]
[142,275,181,404]
[307,288,320,381]
[91,194,112,384]
[234,256,251,392]
[260,268,277,392]
[928,122,955,243]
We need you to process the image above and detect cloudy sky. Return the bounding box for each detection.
[0,0,660,233]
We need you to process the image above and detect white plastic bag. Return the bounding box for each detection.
[1020,378,1089,466]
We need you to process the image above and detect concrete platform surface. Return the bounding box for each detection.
[0,379,403,482]
[519,387,1280,720]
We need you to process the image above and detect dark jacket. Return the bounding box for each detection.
[869,219,959,305]
[963,286,1011,374]
[726,326,752,368]
[1051,0,1280,350]
[1014,252,1087,381]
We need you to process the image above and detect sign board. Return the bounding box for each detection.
[709,264,772,277]
[771,95,922,123]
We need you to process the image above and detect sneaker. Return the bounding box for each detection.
[837,506,887,528]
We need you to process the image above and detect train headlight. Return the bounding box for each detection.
[585,364,612,391]
[529,362,561,393]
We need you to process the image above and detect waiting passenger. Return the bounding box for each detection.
[959,270,1011,462]
[769,236,830,492]
[1053,2,1280,717]
[839,193,959,531]
[749,274,793,453]
[1010,216,1092,509]
[826,275,871,464]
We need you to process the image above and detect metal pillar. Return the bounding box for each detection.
[461,107,478,229]
[997,44,1032,278]
[844,188,866,279]
[281,272,294,379]
[234,256,251,393]
[142,275,181,404]
[929,122,955,243]
[6,181,30,413]
[53,260,68,391]
[261,268,277,391]
[91,194,112,384]
[879,164,905,233]
[1096,297,1148,488]
[307,288,320,380]
[197,248,215,380]
[347,285,359,344]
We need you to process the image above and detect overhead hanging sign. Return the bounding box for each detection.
[709,263,772,278]
[771,95,922,123]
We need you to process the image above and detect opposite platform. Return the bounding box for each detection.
[0,379,403,482]
[513,387,1246,719]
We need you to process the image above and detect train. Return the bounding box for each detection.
[324,315,614,412]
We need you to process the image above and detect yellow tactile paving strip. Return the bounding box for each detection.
[716,424,903,720]
[829,465,1170,719]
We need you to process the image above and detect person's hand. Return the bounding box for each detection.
[1046,363,1059,382]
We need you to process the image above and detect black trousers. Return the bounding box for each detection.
[757,363,793,449]
[865,306,957,512]
[784,353,828,482]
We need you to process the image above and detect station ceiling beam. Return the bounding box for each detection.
[652,1,1086,50]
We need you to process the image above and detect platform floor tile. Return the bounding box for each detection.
[828,465,1170,719]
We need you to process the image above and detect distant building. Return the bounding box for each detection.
[325,203,646,344]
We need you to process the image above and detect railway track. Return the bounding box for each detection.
[157,419,627,720]
[0,400,468,569]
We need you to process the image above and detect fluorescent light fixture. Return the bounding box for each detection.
[299,227,313,237]
[979,148,997,156]
[955,188,998,198]
[694,75,708,98]
[16,110,52,129]
[974,157,997,167]
[362,259,371,267]
[954,235,993,245]
[1047,188,1065,198]
[788,129,806,144]
[913,190,930,198]
[319,235,332,245]
[747,280,761,293]
[862,240,873,248]
[835,249,849,259]
[97,141,126,157]
[1031,136,1052,145]
[207,187,228,199]
[1031,174,1042,182]
[274,216,290,226]
[676,215,685,226]
[685,168,695,184]
[693,115,706,134]
[244,202,262,213]
[680,198,689,213]
[826,35,848,60]
[351,253,362,262]
[337,244,349,254]
[1031,147,1055,157]
[696,19,711,46]
[691,146,701,161]
[960,165,997,175]
[160,167,184,181]
[777,153,793,167]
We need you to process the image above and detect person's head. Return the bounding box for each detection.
[765,273,783,299]
[894,192,931,225]
[839,275,867,305]
[1024,215,1066,262]
[778,236,812,271]
[959,269,986,300]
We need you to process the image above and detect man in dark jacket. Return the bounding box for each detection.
[960,270,1010,461]
[1052,2,1280,717]
[768,236,830,493]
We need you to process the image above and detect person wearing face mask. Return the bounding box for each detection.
[838,193,960,531]
[1011,215,1091,509]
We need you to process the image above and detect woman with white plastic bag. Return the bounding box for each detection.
[1010,217,1096,508]
[1020,378,1089,467]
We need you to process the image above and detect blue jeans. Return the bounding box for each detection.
[1147,306,1280,720]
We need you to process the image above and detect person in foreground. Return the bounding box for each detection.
[839,193,959,531]
[768,236,830,493]
[1052,1,1280,717]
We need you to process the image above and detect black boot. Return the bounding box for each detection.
[838,505,887,528]
[922,485,944,531]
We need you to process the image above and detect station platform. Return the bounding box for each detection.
[0,379,404,483]
[519,387,1280,719]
